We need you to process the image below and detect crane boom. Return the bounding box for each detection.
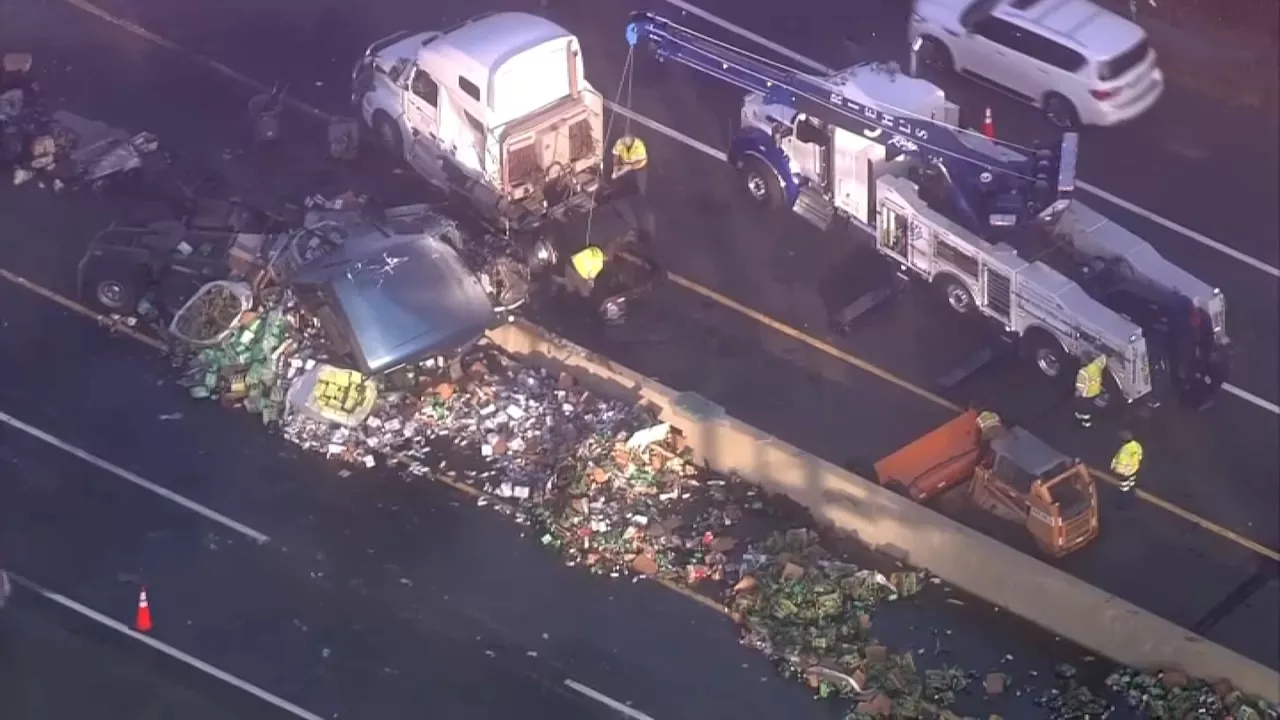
[625,11,1078,228]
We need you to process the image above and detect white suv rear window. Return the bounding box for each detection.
[1099,39,1150,81]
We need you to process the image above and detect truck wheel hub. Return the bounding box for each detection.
[96,281,125,309]
[1035,348,1061,376]
[745,173,768,200]
[946,286,971,312]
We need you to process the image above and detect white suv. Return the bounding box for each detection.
[909,0,1163,127]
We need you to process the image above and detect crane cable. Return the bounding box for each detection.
[582,46,636,249]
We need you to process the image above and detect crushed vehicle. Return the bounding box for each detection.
[77,194,285,315]
[873,409,1099,557]
[78,194,550,372]
[351,12,605,231]
[277,204,526,374]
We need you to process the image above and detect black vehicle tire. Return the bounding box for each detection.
[1022,329,1076,384]
[1043,93,1080,130]
[738,155,785,210]
[918,37,954,74]
[84,263,147,315]
[936,275,975,315]
[372,111,403,161]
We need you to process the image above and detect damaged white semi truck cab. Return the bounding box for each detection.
[352,12,604,230]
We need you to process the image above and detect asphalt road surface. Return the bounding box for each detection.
[47,0,1277,666]
[0,3,1274,716]
[0,7,1145,717]
[0,587,299,720]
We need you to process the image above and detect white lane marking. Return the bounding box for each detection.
[659,0,1280,279]
[57,0,1280,415]
[1223,383,1280,416]
[0,409,271,544]
[9,572,325,720]
[564,679,657,720]
[606,102,727,161]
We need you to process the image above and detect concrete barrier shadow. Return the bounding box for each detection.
[486,319,1280,704]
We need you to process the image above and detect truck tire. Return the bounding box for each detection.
[84,263,147,315]
[1043,93,1080,130]
[372,111,404,161]
[738,155,784,210]
[1022,329,1075,383]
[936,275,975,314]
[918,37,954,74]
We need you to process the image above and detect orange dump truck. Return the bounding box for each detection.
[873,410,1099,557]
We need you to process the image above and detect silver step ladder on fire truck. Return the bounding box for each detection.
[623,12,1174,407]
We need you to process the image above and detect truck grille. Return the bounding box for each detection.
[1062,511,1094,548]
[506,144,542,187]
[568,118,596,163]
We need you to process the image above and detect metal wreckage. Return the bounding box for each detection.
[5,53,1274,720]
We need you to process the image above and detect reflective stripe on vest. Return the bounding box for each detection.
[571,246,605,281]
[1075,356,1106,398]
[1110,440,1143,478]
[976,411,1002,431]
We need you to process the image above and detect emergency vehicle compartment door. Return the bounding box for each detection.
[831,128,883,226]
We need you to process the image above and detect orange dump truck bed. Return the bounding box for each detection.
[873,410,983,502]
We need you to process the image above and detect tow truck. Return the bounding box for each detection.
[624,12,1229,408]
[873,410,1099,557]
[352,12,605,232]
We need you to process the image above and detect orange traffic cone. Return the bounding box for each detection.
[135,587,152,632]
[981,107,995,138]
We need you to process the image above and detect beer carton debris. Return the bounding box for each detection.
[163,278,1278,719]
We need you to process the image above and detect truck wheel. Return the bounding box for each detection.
[372,112,404,160]
[1023,330,1074,382]
[85,264,147,315]
[937,275,975,314]
[738,155,784,210]
[918,37,954,74]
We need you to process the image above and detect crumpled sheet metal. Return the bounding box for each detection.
[175,296,1276,720]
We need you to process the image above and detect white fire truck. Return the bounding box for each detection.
[352,12,605,231]
[626,12,1229,407]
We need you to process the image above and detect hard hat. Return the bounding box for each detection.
[1119,429,1134,442]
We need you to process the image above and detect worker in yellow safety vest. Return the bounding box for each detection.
[1074,354,1108,428]
[611,135,648,196]
[562,244,610,298]
[1110,430,1143,492]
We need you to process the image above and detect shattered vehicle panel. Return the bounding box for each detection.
[285,206,497,374]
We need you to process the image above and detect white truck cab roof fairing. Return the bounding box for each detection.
[400,13,582,127]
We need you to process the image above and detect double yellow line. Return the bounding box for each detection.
[46,0,1280,564]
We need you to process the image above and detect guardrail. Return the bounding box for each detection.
[487,319,1280,704]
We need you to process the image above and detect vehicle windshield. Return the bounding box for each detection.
[960,0,1002,30]
[1099,39,1151,81]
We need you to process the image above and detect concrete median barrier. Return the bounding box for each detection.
[487,318,1280,703]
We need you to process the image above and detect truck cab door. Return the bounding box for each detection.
[404,67,440,169]
[790,115,829,189]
